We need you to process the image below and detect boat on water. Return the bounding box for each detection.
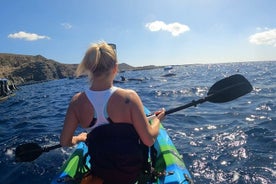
[162,66,176,77]
[161,73,176,77]
[163,66,173,71]
[0,78,17,102]
[51,107,194,184]
[113,76,145,84]
[0,93,15,102]
[0,95,9,102]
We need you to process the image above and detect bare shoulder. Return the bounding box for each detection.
[116,88,139,100]
[118,89,141,105]
[70,92,86,105]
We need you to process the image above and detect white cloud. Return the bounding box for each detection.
[145,21,190,36]
[61,23,72,29]
[8,31,50,41]
[249,29,276,47]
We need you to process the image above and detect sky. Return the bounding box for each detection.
[1,0,276,66]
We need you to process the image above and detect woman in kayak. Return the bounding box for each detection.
[60,41,165,184]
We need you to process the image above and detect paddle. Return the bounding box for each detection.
[15,143,61,162]
[15,74,252,162]
[165,74,253,115]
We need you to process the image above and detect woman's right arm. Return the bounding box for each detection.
[129,90,165,146]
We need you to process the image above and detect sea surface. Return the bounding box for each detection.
[0,61,275,184]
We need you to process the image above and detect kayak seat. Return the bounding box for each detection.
[86,123,148,184]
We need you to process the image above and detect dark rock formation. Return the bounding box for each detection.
[0,54,77,85]
[0,53,159,85]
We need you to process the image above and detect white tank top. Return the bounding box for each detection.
[84,86,118,133]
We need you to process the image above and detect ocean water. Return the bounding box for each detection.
[0,61,275,184]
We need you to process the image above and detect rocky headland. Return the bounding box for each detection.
[0,53,159,85]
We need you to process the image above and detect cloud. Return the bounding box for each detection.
[61,23,72,29]
[249,29,276,47]
[145,21,190,36]
[8,31,50,41]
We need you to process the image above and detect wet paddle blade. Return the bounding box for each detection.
[207,74,253,103]
[165,74,253,115]
[15,143,43,162]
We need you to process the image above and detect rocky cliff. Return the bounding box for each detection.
[0,53,140,85]
[0,53,78,85]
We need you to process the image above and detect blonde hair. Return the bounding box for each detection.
[76,41,117,80]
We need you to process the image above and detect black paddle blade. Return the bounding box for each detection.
[207,74,253,103]
[15,143,43,162]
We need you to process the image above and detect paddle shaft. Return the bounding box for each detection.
[164,82,241,115]
[43,144,62,152]
[165,98,207,115]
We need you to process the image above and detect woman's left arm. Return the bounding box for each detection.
[60,94,86,147]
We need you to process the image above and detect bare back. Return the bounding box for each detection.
[72,88,142,129]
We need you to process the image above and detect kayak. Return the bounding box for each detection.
[0,93,15,102]
[0,96,9,102]
[51,107,193,184]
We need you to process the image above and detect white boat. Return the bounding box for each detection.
[164,65,173,71]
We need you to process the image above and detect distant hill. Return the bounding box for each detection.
[0,53,158,85]
[118,63,159,71]
[0,53,78,85]
[117,63,135,71]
